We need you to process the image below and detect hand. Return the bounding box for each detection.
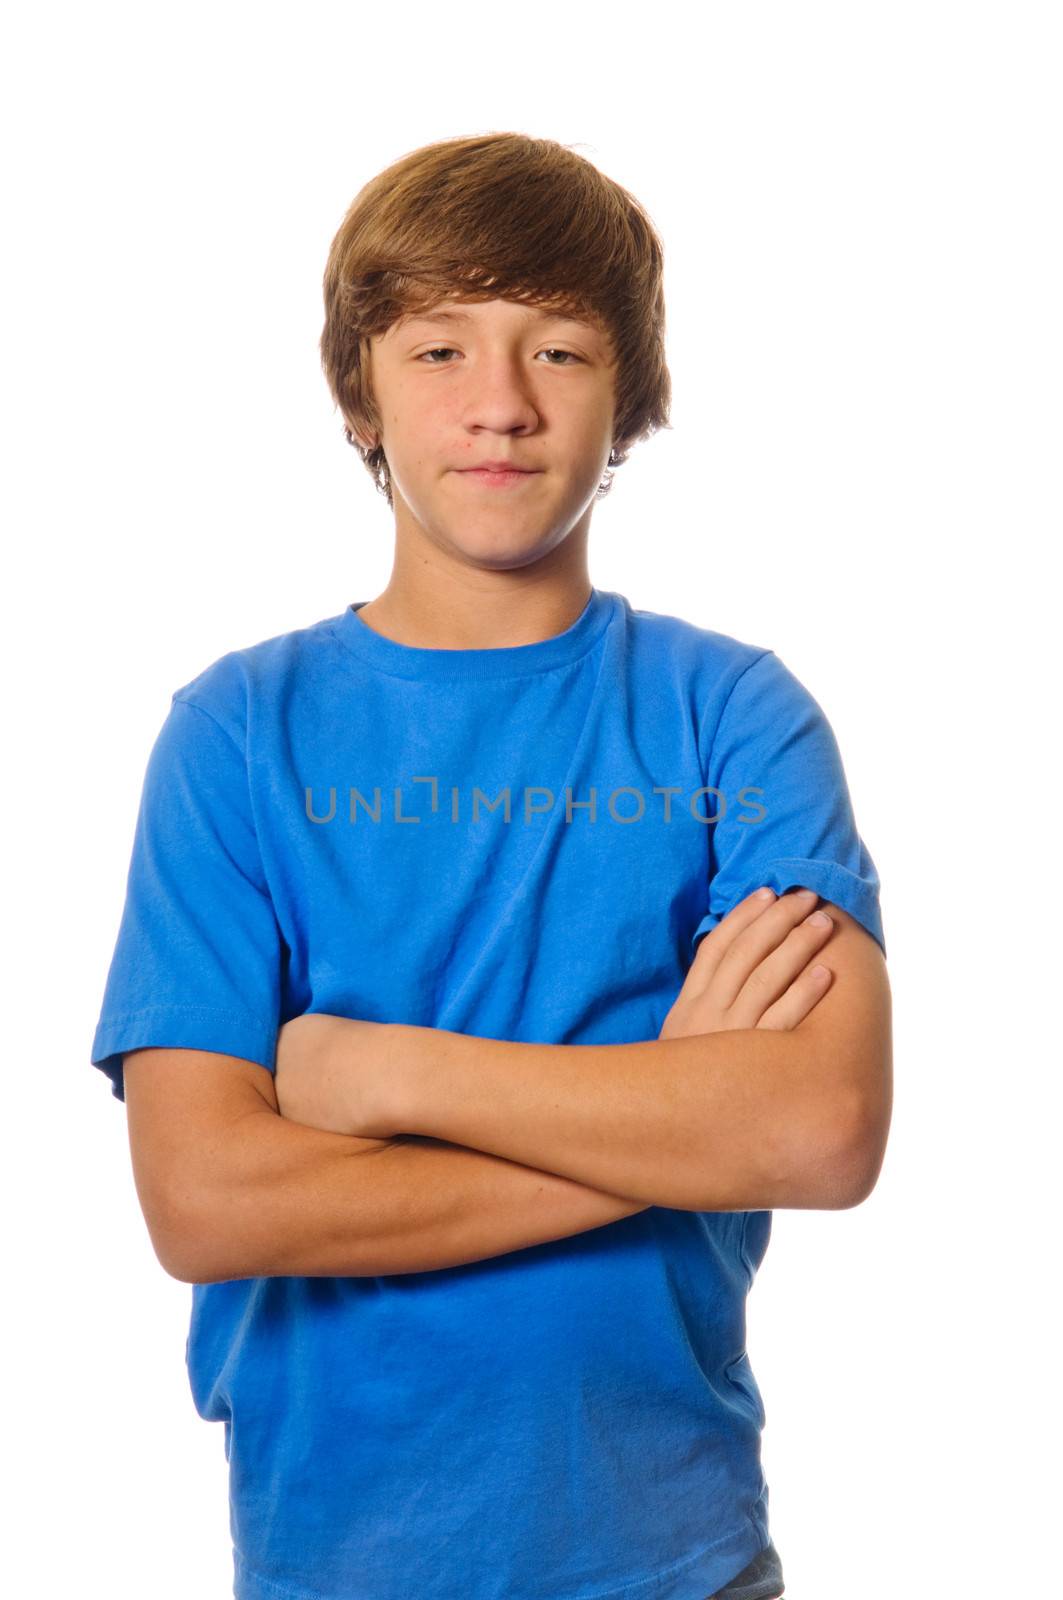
[660,887,836,1040]
[274,1012,399,1141]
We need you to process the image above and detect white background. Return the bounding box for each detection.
[4,2,1059,1596]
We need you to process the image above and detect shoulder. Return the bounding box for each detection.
[168,610,349,745]
[616,592,771,679]
[610,597,838,764]
[613,592,787,712]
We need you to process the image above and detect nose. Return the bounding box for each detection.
[459,353,542,438]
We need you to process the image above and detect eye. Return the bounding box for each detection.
[416,347,584,366]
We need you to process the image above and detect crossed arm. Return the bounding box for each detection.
[165,895,891,1281]
[274,900,892,1218]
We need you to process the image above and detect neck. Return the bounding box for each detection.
[356,525,594,651]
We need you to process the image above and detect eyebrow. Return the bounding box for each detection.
[398,307,596,332]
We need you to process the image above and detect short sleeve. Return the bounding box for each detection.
[90,694,287,1102]
[691,650,886,959]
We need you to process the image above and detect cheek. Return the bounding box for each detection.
[395,402,457,454]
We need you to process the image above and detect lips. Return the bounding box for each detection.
[456,463,542,488]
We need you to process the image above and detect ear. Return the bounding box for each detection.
[344,420,378,452]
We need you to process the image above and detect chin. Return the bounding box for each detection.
[459,542,552,570]
[446,528,557,568]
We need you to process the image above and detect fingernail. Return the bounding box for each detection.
[807,910,832,928]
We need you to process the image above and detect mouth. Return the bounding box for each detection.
[456,467,541,487]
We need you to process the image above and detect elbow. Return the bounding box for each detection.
[139,1217,205,1285]
[165,1255,209,1286]
[164,1232,223,1284]
[812,1036,894,1210]
[152,1208,216,1284]
[166,1233,249,1286]
[817,1146,879,1211]
[129,1178,215,1283]
[819,1096,892,1210]
[155,1185,241,1285]
[166,1209,260,1284]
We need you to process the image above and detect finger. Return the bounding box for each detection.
[703,888,824,1010]
[688,887,779,977]
[755,960,834,1030]
[726,905,836,1026]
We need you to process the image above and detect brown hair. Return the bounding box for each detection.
[320,132,672,508]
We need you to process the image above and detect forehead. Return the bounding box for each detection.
[390,298,607,339]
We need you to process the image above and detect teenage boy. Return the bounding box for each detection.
[91,132,891,1600]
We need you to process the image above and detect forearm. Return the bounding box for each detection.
[389,1024,859,1213]
[188,1108,647,1283]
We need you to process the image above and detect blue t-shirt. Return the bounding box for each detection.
[91,587,884,1600]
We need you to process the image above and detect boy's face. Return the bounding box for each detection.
[354,296,618,572]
